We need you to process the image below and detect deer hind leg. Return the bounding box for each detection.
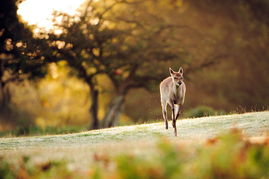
[172,105,178,136]
[161,102,168,129]
[174,124,177,136]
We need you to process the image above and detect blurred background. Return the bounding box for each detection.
[0,0,269,135]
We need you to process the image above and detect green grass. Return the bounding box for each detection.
[0,111,268,178]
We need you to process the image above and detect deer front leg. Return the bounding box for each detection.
[171,103,176,128]
[175,104,181,120]
[175,104,184,136]
[173,104,182,137]
[172,107,175,128]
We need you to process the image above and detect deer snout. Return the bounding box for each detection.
[176,82,182,88]
[176,81,182,86]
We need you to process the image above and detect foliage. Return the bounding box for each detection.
[41,0,269,127]
[184,0,269,111]
[0,0,47,125]
[39,0,232,129]
[39,0,186,129]
[4,62,90,128]
[90,130,269,179]
[1,0,269,128]
[184,105,225,118]
[0,125,85,137]
[0,156,72,179]
[1,130,269,178]
[0,159,15,179]
[0,0,47,86]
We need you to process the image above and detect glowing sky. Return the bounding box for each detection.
[18,0,86,30]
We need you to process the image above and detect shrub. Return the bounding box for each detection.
[91,130,269,179]
[0,159,15,179]
[0,156,72,179]
[185,105,225,118]
[2,130,269,178]
[0,125,86,137]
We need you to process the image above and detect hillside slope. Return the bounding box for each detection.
[0,111,268,170]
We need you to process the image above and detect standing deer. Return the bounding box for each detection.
[160,67,186,136]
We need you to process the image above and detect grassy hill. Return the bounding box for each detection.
[0,111,269,178]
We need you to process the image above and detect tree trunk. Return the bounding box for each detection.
[0,81,11,118]
[102,94,125,128]
[0,82,6,108]
[89,85,99,129]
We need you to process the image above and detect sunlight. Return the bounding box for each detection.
[18,0,86,30]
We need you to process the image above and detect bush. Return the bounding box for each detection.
[0,156,72,179]
[185,105,225,118]
[0,159,15,179]
[0,125,86,137]
[2,130,269,178]
[90,130,269,179]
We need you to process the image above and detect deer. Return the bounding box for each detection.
[160,67,186,136]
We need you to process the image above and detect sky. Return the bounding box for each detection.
[18,0,86,30]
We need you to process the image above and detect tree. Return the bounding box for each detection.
[0,0,46,122]
[44,0,225,129]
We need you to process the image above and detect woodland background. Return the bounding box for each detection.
[0,0,269,133]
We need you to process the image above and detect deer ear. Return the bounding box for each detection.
[169,67,175,75]
[178,67,183,74]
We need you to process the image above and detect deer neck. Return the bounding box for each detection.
[172,81,180,95]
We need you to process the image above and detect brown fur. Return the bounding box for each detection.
[160,67,186,136]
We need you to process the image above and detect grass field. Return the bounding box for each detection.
[0,111,269,178]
